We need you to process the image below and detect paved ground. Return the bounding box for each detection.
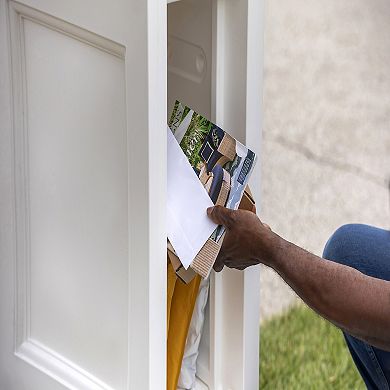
[260,0,390,321]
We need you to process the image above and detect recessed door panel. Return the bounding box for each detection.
[0,0,167,389]
[23,18,128,389]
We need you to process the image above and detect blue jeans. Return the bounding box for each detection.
[323,224,390,390]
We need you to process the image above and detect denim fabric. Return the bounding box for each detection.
[323,224,390,390]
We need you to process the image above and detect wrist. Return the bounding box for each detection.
[256,228,288,268]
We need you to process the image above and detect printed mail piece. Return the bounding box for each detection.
[167,126,217,269]
[168,100,257,279]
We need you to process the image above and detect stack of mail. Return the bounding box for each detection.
[167,101,257,280]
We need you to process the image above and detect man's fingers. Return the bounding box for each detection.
[213,249,226,272]
[207,205,235,228]
[213,258,225,272]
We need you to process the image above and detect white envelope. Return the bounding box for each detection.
[167,126,217,269]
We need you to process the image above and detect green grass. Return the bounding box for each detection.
[260,304,365,389]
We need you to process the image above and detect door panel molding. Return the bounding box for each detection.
[8,1,125,59]
[16,339,114,390]
[8,2,127,388]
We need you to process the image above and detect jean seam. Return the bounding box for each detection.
[364,343,390,390]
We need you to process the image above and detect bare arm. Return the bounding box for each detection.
[208,206,390,351]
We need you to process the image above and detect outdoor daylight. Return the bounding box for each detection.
[261,0,390,388]
[0,0,389,389]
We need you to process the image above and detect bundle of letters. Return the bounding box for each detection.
[167,100,257,281]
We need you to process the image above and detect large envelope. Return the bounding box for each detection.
[167,127,217,269]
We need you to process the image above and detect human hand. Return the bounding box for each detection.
[207,206,274,272]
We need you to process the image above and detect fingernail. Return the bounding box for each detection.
[207,207,213,216]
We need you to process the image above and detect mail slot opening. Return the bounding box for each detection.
[167,0,213,388]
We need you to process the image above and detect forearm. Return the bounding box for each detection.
[206,205,390,349]
[264,231,390,351]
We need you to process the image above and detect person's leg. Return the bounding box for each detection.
[323,224,390,390]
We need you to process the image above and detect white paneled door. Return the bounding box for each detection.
[0,1,166,389]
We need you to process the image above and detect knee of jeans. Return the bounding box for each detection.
[322,224,365,264]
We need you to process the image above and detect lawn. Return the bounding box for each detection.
[260,304,365,389]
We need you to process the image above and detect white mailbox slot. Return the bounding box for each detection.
[167,0,262,389]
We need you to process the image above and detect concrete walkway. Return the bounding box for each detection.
[260,0,390,321]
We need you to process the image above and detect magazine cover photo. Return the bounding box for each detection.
[169,100,256,243]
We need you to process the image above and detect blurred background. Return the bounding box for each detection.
[260,1,390,387]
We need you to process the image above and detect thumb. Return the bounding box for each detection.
[207,205,235,228]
